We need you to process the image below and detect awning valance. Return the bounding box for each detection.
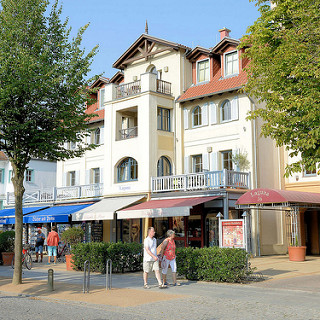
[72,196,145,221]
[23,204,92,224]
[236,188,320,207]
[117,196,220,219]
[0,206,49,225]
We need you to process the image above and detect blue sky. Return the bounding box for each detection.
[58,0,260,79]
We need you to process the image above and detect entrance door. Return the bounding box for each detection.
[187,215,203,248]
[206,214,219,247]
[304,210,320,255]
[172,216,187,248]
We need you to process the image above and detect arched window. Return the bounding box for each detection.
[94,128,100,145]
[221,100,231,122]
[157,156,172,177]
[117,157,138,182]
[192,106,202,127]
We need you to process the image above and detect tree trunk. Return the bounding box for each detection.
[12,167,25,285]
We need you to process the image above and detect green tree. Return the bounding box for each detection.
[0,0,98,284]
[240,0,320,176]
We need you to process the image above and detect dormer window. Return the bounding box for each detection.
[225,51,239,77]
[197,59,209,83]
[99,88,105,109]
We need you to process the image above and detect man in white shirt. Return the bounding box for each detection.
[143,227,167,289]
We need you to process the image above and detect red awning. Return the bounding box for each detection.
[117,196,220,219]
[236,188,320,206]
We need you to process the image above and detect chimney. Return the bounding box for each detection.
[219,27,231,40]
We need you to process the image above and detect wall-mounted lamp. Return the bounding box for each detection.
[164,66,168,72]
[133,76,138,81]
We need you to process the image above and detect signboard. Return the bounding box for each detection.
[0,218,7,224]
[219,219,246,249]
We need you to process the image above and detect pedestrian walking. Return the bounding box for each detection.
[160,229,180,286]
[46,226,59,265]
[143,227,167,289]
[34,228,45,263]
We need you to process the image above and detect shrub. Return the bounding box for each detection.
[61,227,84,247]
[176,246,251,283]
[0,231,15,252]
[72,241,143,273]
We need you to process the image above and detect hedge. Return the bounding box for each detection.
[176,247,252,283]
[72,242,143,273]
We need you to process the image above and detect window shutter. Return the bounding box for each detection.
[231,96,239,120]
[63,172,67,187]
[100,126,104,144]
[100,167,104,183]
[31,170,35,183]
[201,103,208,126]
[184,108,189,130]
[184,156,189,174]
[210,152,218,171]
[232,148,240,171]
[86,133,91,145]
[209,102,217,124]
[75,171,80,185]
[202,153,209,171]
[85,170,90,185]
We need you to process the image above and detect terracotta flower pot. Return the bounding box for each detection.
[2,252,15,266]
[65,254,75,271]
[288,246,306,262]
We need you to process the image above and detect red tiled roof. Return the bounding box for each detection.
[0,151,8,161]
[178,70,247,102]
[85,101,104,122]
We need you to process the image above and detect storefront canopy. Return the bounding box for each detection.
[117,196,220,219]
[0,206,49,225]
[236,188,320,208]
[23,204,92,224]
[72,196,145,221]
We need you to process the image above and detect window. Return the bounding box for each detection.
[157,108,170,131]
[94,128,100,145]
[197,59,209,83]
[90,168,100,184]
[192,106,202,127]
[25,169,34,182]
[304,167,317,177]
[99,89,105,109]
[117,157,138,182]
[157,156,172,177]
[221,150,233,170]
[225,51,238,77]
[68,171,76,186]
[0,169,4,184]
[70,142,76,150]
[221,100,231,122]
[192,155,203,173]
[8,170,13,183]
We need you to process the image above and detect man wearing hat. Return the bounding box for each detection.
[35,228,45,263]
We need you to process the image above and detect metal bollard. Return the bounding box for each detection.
[48,269,54,291]
[106,259,112,290]
[83,260,90,293]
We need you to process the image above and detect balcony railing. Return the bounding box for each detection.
[151,170,250,192]
[119,126,138,140]
[6,183,104,205]
[156,79,171,95]
[116,80,141,99]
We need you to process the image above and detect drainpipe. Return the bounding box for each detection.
[244,92,260,256]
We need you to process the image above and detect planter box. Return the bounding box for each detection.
[65,254,75,271]
[2,252,14,266]
[288,246,307,262]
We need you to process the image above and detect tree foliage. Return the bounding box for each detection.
[240,0,320,176]
[0,0,98,284]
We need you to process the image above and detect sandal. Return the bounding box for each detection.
[173,282,181,286]
[144,284,150,289]
[159,284,167,289]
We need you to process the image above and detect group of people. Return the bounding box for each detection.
[143,227,180,289]
[34,226,60,264]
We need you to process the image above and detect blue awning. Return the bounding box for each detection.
[0,206,49,225]
[23,204,92,224]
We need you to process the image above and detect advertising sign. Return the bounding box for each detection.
[219,219,246,249]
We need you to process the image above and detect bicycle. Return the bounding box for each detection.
[11,244,33,270]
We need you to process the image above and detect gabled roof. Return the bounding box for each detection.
[113,34,191,69]
[90,76,109,89]
[109,71,124,84]
[177,71,247,103]
[211,37,240,54]
[186,46,212,61]
[0,151,8,161]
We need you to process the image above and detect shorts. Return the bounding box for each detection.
[143,260,159,273]
[35,245,43,254]
[48,246,57,257]
[161,257,177,274]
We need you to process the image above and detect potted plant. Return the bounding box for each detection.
[61,227,84,271]
[0,231,15,266]
[288,235,306,262]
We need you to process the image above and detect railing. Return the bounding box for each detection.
[6,183,104,205]
[156,79,171,95]
[119,126,138,140]
[116,80,141,99]
[151,170,250,192]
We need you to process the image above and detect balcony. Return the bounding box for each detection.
[156,79,171,95]
[116,80,141,99]
[119,126,138,140]
[151,170,250,193]
[6,183,104,205]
